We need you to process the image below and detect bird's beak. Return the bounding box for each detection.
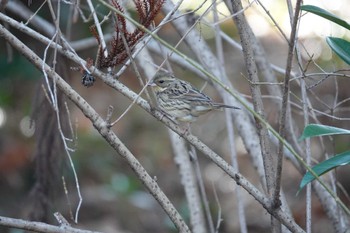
[148,80,156,87]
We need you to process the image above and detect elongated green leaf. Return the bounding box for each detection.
[301,5,350,31]
[299,151,350,191]
[327,37,350,65]
[299,124,350,140]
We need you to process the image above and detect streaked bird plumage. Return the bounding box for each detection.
[149,72,240,122]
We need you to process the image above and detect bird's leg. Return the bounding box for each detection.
[157,108,178,125]
[181,122,192,136]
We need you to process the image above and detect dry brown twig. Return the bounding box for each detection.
[90,0,164,69]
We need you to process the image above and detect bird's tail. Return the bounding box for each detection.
[214,103,240,110]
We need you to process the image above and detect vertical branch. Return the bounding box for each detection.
[87,0,108,57]
[292,3,312,232]
[274,0,302,208]
[212,1,247,233]
[253,0,304,158]
[170,133,206,233]
[228,0,280,232]
[189,145,215,233]
[301,76,312,233]
[228,0,274,195]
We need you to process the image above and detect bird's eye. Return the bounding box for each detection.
[158,80,164,84]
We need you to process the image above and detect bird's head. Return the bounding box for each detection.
[149,72,176,93]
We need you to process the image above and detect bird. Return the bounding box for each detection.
[149,71,240,123]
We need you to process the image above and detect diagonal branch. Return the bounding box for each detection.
[0,215,102,233]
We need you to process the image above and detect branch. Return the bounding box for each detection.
[170,133,206,233]
[212,1,247,231]
[228,0,280,231]
[6,0,56,37]
[0,215,102,233]
[274,0,302,210]
[228,0,275,194]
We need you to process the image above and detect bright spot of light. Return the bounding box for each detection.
[247,14,271,37]
[19,116,35,137]
[299,1,348,39]
[176,0,230,22]
[320,0,343,11]
[0,107,6,127]
[300,38,323,60]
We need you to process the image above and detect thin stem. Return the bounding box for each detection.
[302,75,312,233]
[189,145,214,233]
[229,0,274,196]
[87,0,107,57]
[274,0,302,209]
[212,1,247,232]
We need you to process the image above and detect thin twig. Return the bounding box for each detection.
[274,0,302,210]
[212,182,223,233]
[212,1,247,232]
[189,145,214,233]
[87,0,107,57]
[229,0,275,194]
[61,176,74,221]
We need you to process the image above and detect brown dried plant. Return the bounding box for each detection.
[90,0,165,69]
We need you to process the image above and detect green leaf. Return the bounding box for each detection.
[327,37,350,65]
[299,151,350,191]
[301,5,350,31]
[299,124,350,140]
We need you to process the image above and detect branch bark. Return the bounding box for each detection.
[0,215,102,233]
[229,0,275,197]
[274,0,302,215]
[228,0,279,232]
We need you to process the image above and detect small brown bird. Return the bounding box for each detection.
[149,72,240,122]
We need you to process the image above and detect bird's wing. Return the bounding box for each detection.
[168,81,212,103]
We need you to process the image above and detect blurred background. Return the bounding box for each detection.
[0,0,350,232]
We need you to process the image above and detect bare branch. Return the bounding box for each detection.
[0,215,102,233]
